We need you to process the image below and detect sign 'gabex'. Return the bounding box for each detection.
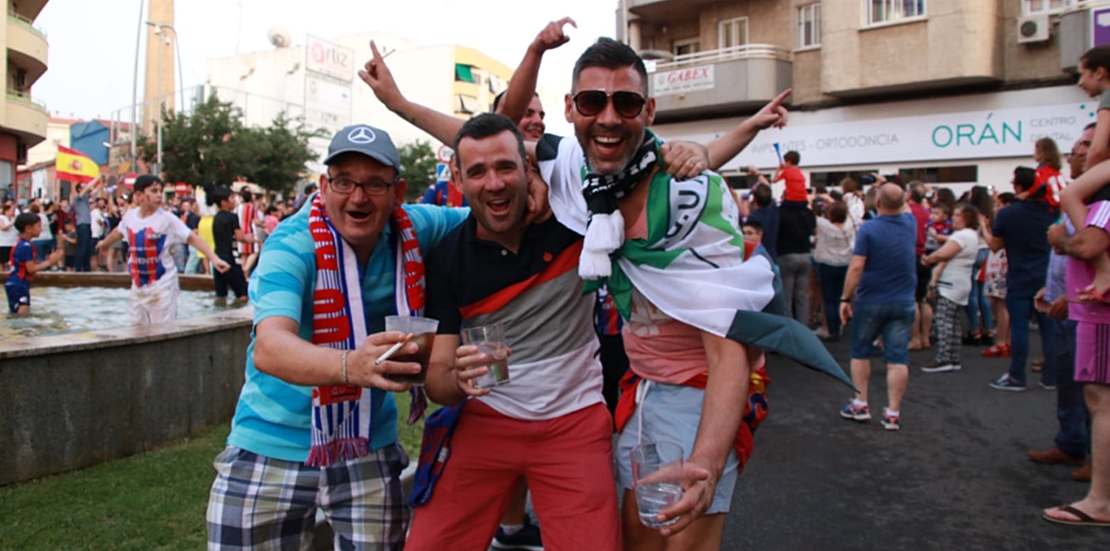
[653,65,715,97]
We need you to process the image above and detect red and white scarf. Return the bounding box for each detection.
[238,201,258,256]
[306,194,428,467]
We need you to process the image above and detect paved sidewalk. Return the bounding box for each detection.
[723,332,1104,550]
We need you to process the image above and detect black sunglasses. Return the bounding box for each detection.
[572,90,646,118]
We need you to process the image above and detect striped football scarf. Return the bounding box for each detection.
[579,130,658,279]
[238,201,258,256]
[306,194,428,467]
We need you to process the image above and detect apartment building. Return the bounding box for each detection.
[2,0,49,197]
[617,0,1100,190]
[206,31,540,175]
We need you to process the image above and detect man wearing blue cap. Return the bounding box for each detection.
[206,124,469,550]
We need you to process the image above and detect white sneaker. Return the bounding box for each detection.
[814,327,830,338]
[921,361,961,373]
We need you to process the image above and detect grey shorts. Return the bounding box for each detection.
[616,380,740,515]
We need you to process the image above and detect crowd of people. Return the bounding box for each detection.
[1,175,323,322]
[0,181,314,276]
[6,20,1109,550]
[196,22,1110,551]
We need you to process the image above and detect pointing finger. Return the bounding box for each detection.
[557,17,578,29]
[768,88,792,108]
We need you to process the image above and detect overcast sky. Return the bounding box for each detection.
[36,0,617,127]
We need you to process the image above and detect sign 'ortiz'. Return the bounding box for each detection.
[306,35,354,82]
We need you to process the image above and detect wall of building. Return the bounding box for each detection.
[1000,0,1071,83]
[0,131,17,188]
[208,32,515,176]
[24,118,69,167]
[820,0,1002,96]
[624,0,1079,110]
[69,120,109,165]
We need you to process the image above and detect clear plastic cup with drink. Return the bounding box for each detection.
[631,441,685,529]
[383,315,439,384]
[460,322,510,389]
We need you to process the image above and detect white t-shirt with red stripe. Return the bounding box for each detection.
[119,207,192,290]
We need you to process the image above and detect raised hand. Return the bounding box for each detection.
[748,89,791,131]
[358,41,404,109]
[531,17,577,53]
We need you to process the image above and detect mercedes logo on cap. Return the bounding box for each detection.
[347,126,376,144]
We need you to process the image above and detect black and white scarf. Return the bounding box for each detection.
[580,130,659,279]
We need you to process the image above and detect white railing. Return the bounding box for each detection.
[647,44,792,72]
[7,12,46,39]
[6,90,46,111]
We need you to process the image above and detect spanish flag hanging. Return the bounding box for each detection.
[56,145,100,183]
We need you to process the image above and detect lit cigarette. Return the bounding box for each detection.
[382,48,395,59]
[374,333,413,365]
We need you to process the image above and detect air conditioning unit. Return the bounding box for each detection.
[1017,14,1051,44]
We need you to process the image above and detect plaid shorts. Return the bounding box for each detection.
[206,444,409,551]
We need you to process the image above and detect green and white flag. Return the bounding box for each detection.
[541,136,853,388]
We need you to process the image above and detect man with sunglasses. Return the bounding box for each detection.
[534,38,786,551]
[207,125,469,551]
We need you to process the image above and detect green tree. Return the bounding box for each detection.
[243,112,322,193]
[397,140,438,203]
[139,96,319,194]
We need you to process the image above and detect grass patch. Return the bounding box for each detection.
[1,394,431,551]
[0,424,230,551]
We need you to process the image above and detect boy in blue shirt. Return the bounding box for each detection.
[5,213,64,313]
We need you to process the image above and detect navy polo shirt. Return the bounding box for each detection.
[993,200,1058,299]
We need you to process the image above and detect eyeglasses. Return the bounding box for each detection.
[326,177,395,196]
[572,90,647,118]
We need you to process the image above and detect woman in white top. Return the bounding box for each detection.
[814,201,856,341]
[840,176,866,228]
[0,202,18,270]
[921,203,982,372]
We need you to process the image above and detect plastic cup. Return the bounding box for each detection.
[460,323,510,389]
[383,315,439,384]
[631,441,685,529]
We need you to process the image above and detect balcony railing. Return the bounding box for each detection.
[7,90,47,111]
[648,44,792,73]
[7,12,46,38]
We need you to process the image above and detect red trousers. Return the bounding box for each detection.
[404,400,620,551]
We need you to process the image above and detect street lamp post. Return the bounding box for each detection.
[130,0,144,162]
[152,24,185,114]
[146,21,182,176]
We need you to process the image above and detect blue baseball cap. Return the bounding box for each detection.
[324,124,403,172]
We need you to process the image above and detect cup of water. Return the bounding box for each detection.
[631,441,685,529]
[460,322,510,389]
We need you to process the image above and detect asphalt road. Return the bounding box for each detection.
[724,331,1105,551]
